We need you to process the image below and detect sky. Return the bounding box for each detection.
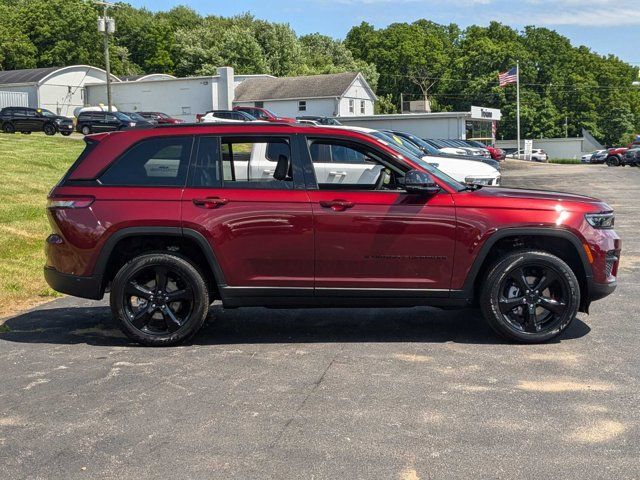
[128,0,639,65]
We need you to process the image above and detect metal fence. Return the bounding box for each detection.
[0,91,29,109]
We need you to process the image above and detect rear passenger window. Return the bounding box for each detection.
[188,136,294,189]
[100,136,193,186]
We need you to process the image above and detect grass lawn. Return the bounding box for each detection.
[0,133,84,318]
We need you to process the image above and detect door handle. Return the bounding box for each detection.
[192,197,228,209]
[263,169,275,174]
[319,199,354,212]
[329,171,347,176]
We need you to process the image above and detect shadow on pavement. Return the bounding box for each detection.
[0,304,591,347]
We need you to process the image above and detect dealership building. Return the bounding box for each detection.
[338,106,502,143]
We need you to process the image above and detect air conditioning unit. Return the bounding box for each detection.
[407,99,431,113]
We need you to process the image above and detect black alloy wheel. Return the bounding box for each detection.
[43,123,56,136]
[111,254,210,346]
[480,250,579,343]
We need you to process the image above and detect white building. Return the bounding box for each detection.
[86,67,270,122]
[0,65,118,117]
[233,72,377,118]
[338,106,502,143]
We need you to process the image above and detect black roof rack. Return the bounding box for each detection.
[153,121,306,129]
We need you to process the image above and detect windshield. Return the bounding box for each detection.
[114,112,133,121]
[124,112,145,121]
[396,132,441,155]
[40,109,56,117]
[368,132,464,191]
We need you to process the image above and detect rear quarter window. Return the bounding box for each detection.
[99,136,193,187]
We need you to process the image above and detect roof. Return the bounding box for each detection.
[234,72,373,102]
[0,67,61,85]
[120,73,176,82]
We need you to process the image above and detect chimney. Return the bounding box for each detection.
[217,66,235,110]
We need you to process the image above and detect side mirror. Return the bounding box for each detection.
[400,169,440,195]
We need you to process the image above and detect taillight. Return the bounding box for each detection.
[47,196,94,209]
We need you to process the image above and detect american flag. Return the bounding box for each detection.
[498,67,517,87]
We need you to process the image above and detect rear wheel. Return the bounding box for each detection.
[480,250,580,343]
[81,125,91,135]
[2,122,15,134]
[110,253,210,346]
[43,123,56,136]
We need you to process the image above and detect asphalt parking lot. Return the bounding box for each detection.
[1,161,638,479]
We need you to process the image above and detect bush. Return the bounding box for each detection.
[549,159,582,164]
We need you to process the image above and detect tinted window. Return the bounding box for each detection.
[190,136,221,187]
[100,136,193,186]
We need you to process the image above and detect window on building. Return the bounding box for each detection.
[298,100,307,112]
[348,99,354,113]
[254,101,264,108]
[360,100,366,114]
[100,136,193,187]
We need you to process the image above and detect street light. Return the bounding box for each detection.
[96,1,117,112]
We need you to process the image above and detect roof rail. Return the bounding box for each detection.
[153,121,301,129]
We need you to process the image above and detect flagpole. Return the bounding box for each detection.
[516,60,521,158]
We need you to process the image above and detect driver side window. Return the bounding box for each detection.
[307,139,398,191]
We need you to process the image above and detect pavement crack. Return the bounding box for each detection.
[269,346,342,449]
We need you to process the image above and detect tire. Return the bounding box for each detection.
[2,122,16,134]
[81,125,91,135]
[43,123,56,136]
[110,253,210,347]
[61,131,71,136]
[479,250,580,343]
[606,156,620,167]
[21,131,32,135]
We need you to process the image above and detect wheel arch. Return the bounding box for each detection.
[457,228,594,312]
[94,227,226,298]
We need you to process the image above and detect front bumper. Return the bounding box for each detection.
[56,123,74,132]
[44,267,103,300]
[587,280,617,302]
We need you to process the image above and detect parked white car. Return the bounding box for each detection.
[328,126,501,186]
[506,148,549,162]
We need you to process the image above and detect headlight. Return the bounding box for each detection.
[129,122,136,127]
[585,212,614,229]
[465,177,492,185]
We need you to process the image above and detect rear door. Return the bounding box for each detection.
[181,134,314,300]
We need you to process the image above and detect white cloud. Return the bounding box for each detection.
[505,0,640,26]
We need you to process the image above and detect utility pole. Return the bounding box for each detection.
[96,1,116,112]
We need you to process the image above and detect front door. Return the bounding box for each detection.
[181,134,314,301]
[304,137,456,294]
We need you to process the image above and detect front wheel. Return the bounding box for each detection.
[480,250,580,343]
[81,125,91,135]
[61,131,71,136]
[43,123,56,136]
[110,253,210,346]
[606,156,620,167]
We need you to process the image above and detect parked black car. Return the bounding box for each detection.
[623,148,640,166]
[76,111,140,135]
[589,150,609,164]
[0,107,74,136]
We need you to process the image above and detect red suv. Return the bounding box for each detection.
[44,123,621,346]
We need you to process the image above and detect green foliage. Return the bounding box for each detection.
[0,1,637,145]
[346,20,639,145]
[549,159,582,164]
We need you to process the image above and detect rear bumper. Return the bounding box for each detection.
[44,267,103,300]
